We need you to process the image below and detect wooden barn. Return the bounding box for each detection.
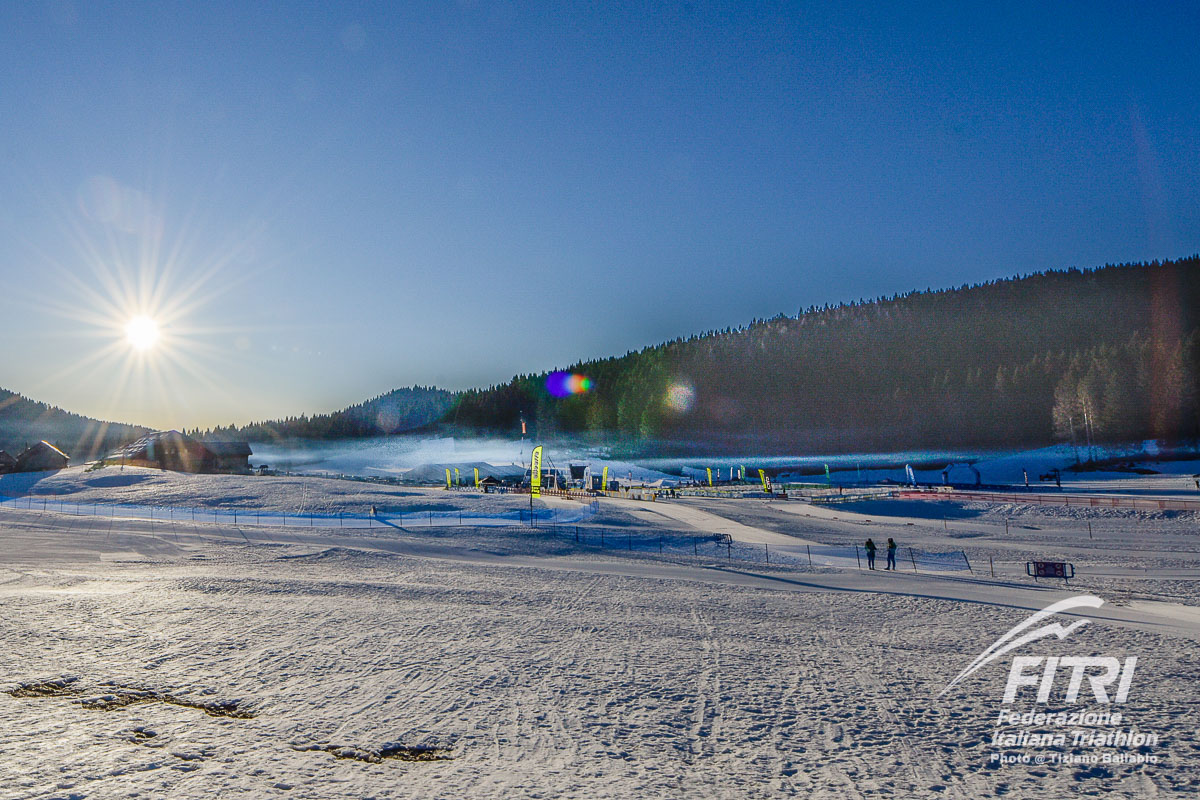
[108,431,253,474]
[111,430,215,473]
[14,441,70,472]
[203,441,253,473]
[0,450,17,473]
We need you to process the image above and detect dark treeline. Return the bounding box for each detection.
[198,386,454,443]
[449,258,1200,454]
[0,389,149,461]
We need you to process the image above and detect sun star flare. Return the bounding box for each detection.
[125,315,160,352]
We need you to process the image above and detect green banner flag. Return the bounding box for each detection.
[530,445,543,499]
[706,467,713,487]
[474,467,480,489]
[445,468,452,489]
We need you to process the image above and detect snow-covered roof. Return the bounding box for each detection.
[109,430,207,460]
[204,441,253,457]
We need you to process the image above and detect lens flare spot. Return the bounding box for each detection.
[664,380,696,413]
[547,372,593,398]
[125,315,160,351]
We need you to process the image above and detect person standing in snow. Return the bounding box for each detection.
[886,538,897,570]
[865,538,877,570]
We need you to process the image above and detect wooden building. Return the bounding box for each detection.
[203,441,253,473]
[0,450,17,473]
[111,431,215,473]
[14,441,70,472]
[108,431,252,474]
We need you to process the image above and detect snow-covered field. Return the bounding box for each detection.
[2,465,1199,798]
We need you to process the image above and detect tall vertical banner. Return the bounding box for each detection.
[758,469,770,492]
[474,467,480,489]
[824,464,831,484]
[601,465,609,493]
[706,467,713,487]
[445,468,452,489]
[454,467,461,486]
[530,445,543,499]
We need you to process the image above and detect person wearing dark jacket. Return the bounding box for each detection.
[865,538,877,569]
[886,538,898,570]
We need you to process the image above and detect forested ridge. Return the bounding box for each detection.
[9,259,1195,458]
[198,386,454,443]
[0,389,148,460]
[448,258,1200,454]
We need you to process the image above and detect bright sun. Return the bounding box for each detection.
[125,315,160,351]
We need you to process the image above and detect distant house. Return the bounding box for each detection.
[14,441,70,472]
[0,450,17,473]
[108,431,252,474]
[203,441,253,473]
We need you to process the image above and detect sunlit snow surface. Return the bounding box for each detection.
[1,461,1199,797]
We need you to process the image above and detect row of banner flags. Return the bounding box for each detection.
[445,467,485,489]
[439,447,866,495]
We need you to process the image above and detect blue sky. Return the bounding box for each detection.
[1,1,1197,429]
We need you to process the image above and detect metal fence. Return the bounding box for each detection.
[898,489,1200,512]
[0,493,600,529]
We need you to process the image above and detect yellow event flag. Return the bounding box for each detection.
[454,467,460,485]
[601,465,609,493]
[474,467,480,489]
[530,445,543,498]
[445,468,452,489]
[758,469,770,492]
[706,467,713,487]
